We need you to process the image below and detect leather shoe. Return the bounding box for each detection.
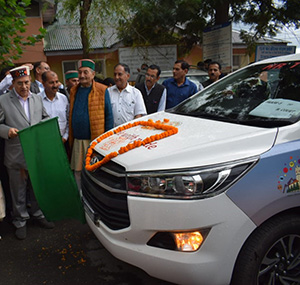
[15,226,27,240]
[36,218,55,229]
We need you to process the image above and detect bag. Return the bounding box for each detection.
[0,181,5,220]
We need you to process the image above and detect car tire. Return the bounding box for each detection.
[231,214,300,285]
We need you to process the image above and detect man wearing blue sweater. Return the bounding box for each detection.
[163,60,198,109]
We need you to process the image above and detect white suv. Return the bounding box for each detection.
[82,53,300,285]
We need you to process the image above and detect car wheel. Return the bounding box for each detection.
[231,214,300,285]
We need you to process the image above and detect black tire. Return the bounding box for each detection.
[231,214,300,285]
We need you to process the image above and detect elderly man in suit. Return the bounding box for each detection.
[0,66,54,240]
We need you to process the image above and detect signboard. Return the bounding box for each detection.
[203,22,232,73]
[250,99,300,119]
[118,45,177,81]
[255,45,296,62]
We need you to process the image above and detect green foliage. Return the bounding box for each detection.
[231,0,300,54]
[59,0,300,57]
[59,0,132,57]
[117,0,300,56]
[0,0,46,68]
[117,0,204,52]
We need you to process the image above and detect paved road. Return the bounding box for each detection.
[0,218,174,285]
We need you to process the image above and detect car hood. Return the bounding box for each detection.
[93,112,278,172]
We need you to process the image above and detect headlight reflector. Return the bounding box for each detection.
[127,159,257,199]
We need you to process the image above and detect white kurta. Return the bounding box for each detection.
[108,83,147,127]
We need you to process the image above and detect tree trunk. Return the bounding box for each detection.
[80,0,93,58]
[215,0,230,25]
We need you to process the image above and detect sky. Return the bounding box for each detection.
[273,0,300,53]
[276,27,300,53]
[233,22,300,54]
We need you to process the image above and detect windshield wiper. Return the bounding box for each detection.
[236,118,297,128]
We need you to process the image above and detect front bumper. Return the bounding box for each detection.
[85,193,256,285]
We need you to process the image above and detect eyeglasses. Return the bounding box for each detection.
[145,73,156,79]
[16,81,30,86]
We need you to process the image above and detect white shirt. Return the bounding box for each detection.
[108,83,147,127]
[36,80,44,93]
[198,83,204,92]
[15,88,31,122]
[39,91,69,140]
[0,74,12,95]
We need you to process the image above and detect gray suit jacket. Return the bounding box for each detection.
[30,81,40,94]
[0,89,49,169]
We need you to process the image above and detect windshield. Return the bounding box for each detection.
[171,61,300,128]
[188,75,209,83]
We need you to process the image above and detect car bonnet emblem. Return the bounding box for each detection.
[90,156,100,165]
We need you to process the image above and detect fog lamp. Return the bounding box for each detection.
[173,231,204,252]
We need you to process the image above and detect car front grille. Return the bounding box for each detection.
[81,155,130,230]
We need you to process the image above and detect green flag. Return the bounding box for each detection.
[18,117,85,223]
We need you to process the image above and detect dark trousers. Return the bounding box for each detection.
[0,138,11,219]
[7,168,43,228]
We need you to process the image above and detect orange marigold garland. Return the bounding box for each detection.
[85,118,178,171]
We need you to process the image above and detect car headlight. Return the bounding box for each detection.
[127,158,257,199]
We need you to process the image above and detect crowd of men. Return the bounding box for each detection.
[0,58,222,240]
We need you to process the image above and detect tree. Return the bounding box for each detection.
[117,0,206,55]
[59,0,92,58]
[0,0,46,69]
[117,0,300,55]
[59,0,131,58]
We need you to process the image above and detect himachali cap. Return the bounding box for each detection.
[10,65,30,79]
[78,59,95,71]
[65,70,79,80]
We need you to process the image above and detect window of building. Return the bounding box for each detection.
[26,1,40,17]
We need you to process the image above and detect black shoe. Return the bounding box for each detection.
[15,226,27,240]
[36,218,54,229]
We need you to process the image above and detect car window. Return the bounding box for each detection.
[188,75,209,84]
[171,61,300,128]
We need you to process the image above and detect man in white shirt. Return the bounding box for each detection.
[39,71,69,144]
[108,63,147,127]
